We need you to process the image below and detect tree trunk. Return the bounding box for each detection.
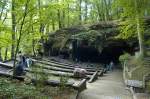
[96,2,102,21]
[32,40,36,56]
[31,26,36,56]
[38,0,45,33]
[45,24,49,33]
[134,1,144,57]
[0,48,2,61]
[2,12,7,24]
[78,0,82,24]
[90,6,95,23]
[38,0,45,55]
[52,19,55,30]
[0,1,7,61]
[58,9,62,29]
[103,0,109,21]
[84,0,88,23]
[136,18,144,57]
[62,10,65,28]
[4,48,8,61]
[67,3,70,27]
[108,0,112,20]
[13,0,30,75]
[11,0,16,59]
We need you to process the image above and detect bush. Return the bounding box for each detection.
[119,53,131,63]
[0,78,44,99]
[31,65,49,88]
[59,75,69,91]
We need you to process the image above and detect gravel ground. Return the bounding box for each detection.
[78,70,133,99]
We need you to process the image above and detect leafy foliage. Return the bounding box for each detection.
[0,78,46,99]
[113,0,149,39]
[119,53,131,62]
[72,30,103,46]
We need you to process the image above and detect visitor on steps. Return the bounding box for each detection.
[109,61,114,71]
[26,57,32,68]
[106,64,110,71]
[103,64,107,73]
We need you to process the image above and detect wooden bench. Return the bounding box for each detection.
[88,71,99,83]
[32,78,87,92]
[43,58,99,70]
[35,63,96,75]
[0,61,91,80]
[2,59,13,63]
[98,69,104,76]
[73,79,87,92]
[0,62,13,69]
[33,59,101,72]
[0,71,24,81]
[31,79,74,87]
[27,68,91,79]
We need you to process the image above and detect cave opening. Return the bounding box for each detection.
[71,39,137,67]
[44,38,137,68]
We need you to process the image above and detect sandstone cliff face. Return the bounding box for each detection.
[44,21,139,63]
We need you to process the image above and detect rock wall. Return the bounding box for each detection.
[43,21,138,64]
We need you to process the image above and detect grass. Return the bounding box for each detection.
[0,77,76,99]
[0,63,76,99]
[0,60,78,99]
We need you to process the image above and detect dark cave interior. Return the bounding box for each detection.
[44,39,138,66]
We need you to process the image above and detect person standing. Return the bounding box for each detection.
[109,61,114,71]
[26,57,32,68]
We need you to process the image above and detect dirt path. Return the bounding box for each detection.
[78,69,133,99]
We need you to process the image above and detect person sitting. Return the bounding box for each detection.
[73,67,87,78]
[21,55,27,68]
[14,61,26,76]
[80,68,87,77]
[73,68,80,77]
[14,54,26,76]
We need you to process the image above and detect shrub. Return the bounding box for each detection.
[59,75,69,91]
[119,53,131,63]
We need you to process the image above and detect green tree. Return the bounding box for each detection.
[0,0,10,61]
[12,0,31,75]
[114,0,150,57]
